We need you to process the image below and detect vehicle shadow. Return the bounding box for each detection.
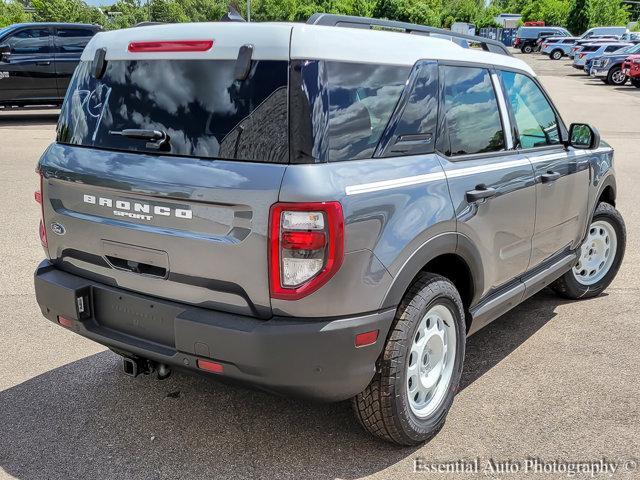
[0,110,59,127]
[0,289,572,480]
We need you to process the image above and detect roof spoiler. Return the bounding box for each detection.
[307,13,513,57]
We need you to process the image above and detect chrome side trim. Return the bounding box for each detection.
[445,158,531,178]
[345,157,534,195]
[491,72,514,150]
[344,171,446,195]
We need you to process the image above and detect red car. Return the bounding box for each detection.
[622,54,640,87]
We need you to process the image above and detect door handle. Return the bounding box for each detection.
[466,185,497,203]
[36,61,51,66]
[540,171,561,183]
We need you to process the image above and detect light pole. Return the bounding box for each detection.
[247,0,251,22]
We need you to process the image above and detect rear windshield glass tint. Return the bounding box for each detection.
[57,60,289,163]
[292,60,410,162]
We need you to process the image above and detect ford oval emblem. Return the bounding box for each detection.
[51,222,66,236]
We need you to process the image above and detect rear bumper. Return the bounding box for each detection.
[34,260,395,401]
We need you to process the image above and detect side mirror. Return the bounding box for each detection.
[568,123,600,150]
[0,45,10,62]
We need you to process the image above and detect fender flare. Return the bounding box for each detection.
[589,173,616,221]
[380,232,485,310]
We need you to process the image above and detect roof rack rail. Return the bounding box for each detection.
[307,13,512,57]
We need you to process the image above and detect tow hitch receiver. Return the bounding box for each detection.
[122,357,153,377]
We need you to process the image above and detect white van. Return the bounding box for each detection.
[581,26,628,39]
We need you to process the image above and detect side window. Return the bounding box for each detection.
[499,71,560,149]
[56,29,96,54]
[605,46,619,53]
[440,66,505,157]
[325,62,410,162]
[4,28,51,55]
[379,61,438,157]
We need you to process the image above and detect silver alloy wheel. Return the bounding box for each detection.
[573,220,618,286]
[406,303,457,418]
[611,69,626,84]
[552,50,562,60]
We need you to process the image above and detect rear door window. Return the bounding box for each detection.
[55,28,97,53]
[57,59,289,163]
[440,66,505,156]
[499,71,560,149]
[291,60,410,162]
[4,28,51,55]
[378,61,439,157]
[325,62,409,161]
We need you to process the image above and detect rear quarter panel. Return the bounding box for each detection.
[275,154,456,317]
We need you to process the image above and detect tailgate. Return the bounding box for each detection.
[40,143,285,318]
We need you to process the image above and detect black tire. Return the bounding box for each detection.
[551,202,625,300]
[352,273,466,445]
[522,45,533,54]
[551,49,563,60]
[631,78,640,89]
[607,66,627,86]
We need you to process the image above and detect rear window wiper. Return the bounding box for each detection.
[109,129,171,151]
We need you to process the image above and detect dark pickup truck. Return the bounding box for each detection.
[0,22,101,108]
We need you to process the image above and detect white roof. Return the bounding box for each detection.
[81,22,534,76]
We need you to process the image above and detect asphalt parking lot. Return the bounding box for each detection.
[0,53,638,480]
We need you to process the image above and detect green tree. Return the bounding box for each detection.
[148,0,188,23]
[567,0,588,34]
[0,0,32,28]
[373,0,444,27]
[31,0,106,24]
[587,0,629,28]
[521,0,570,27]
[103,0,148,29]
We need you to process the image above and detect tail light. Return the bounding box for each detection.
[35,172,47,249]
[269,202,344,300]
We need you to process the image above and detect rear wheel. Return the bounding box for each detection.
[551,203,625,300]
[522,45,533,54]
[607,67,627,86]
[551,49,563,60]
[631,78,640,88]
[352,273,466,445]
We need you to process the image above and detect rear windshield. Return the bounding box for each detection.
[57,60,289,163]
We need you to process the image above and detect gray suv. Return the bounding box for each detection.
[34,15,626,445]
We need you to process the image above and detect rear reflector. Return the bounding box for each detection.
[57,316,74,328]
[128,40,214,53]
[355,330,379,348]
[36,173,47,249]
[196,359,224,374]
[281,231,326,251]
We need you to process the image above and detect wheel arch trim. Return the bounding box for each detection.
[380,232,484,310]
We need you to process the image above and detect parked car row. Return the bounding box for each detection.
[514,25,630,54]
[517,25,640,89]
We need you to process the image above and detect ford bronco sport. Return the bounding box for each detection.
[34,15,626,445]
